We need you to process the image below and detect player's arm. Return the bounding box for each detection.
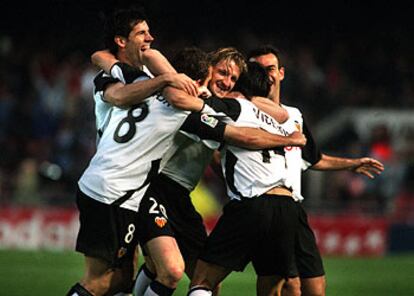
[251,96,289,123]
[92,50,197,107]
[162,87,205,112]
[311,154,384,179]
[224,127,306,149]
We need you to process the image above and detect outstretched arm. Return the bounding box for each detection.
[311,154,384,179]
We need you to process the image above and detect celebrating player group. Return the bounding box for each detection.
[66,5,384,296]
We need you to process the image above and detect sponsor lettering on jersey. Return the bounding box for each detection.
[156,94,171,106]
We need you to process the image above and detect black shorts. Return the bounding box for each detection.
[138,173,207,262]
[293,203,325,278]
[75,188,139,267]
[200,195,299,277]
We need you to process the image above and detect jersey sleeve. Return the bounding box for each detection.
[110,62,150,83]
[179,112,226,144]
[203,96,242,121]
[93,72,120,94]
[302,118,322,169]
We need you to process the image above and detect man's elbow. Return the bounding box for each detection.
[105,92,129,108]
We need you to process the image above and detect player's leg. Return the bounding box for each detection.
[136,187,186,295]
[143,235,185,293]
[301,276,326,296]
[188,259,231,295]
[189,200,257,295]
[253,195,300,296]
[133,255,156,295]
[294,203,326,296]
[281,277,301,296]
[67,189,138,295]
[256,275,286,296]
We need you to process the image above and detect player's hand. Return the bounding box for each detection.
[352,157,384,178]
[289,131,307,147]
[197,85,212,99]
[167,73,198,97]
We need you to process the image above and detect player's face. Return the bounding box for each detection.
[252,53,284,100]
[209,59,241,98]
[125,21,154,68]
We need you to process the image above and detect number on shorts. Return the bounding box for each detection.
[149,197,168,218]
[124,224,136,244]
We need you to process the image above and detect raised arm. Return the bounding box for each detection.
[92,49,198,106]
[311,154,384,179]
[91,50,118,73]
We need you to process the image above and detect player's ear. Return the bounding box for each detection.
[114,35,127,49]
[279,66,285,81]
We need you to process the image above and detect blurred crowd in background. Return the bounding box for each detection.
[0,2,413,223]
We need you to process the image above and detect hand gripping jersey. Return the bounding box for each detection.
[78,63,192,212]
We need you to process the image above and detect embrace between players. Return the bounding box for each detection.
[66,5,384,296]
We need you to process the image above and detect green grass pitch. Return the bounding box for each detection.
[1,250,414,295]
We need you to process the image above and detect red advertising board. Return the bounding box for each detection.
[0,207,390,256]
[0,207,79,250]
[308,214,389,256]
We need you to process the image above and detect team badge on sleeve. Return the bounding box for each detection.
[155,216,167,228]
[200,114,219,128]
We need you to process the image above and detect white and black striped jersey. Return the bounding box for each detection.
[220,98,290,200]
[220,98,321,201]
[281,104,321,201]
[93,63,153,145]
[160,96,244,191]
[78,63,226,212]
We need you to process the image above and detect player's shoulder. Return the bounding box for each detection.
[281,103,302,117]
[110,62,151,84]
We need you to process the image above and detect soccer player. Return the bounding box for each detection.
[187,61,308,296]
[65,7,229,296]
[248,45,385,296]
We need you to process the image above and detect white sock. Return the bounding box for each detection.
[133,264,156,296]
[187,286,213,296]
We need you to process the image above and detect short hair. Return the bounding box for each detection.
[233,61,271,100]
[171,47,210,82]
[247,45,283,68]
[104,6,148,54]
[208,47,247,74]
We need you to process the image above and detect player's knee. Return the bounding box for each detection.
[302,278,326,296]
[158,262,185,287]
[283,277,301,296]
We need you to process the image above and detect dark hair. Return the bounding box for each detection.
[233,61,271,99]
[247,45,283,68]
[103,6,148,54]
[171,47,210,82]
